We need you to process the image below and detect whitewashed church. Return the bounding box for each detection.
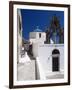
[29,26,64,79]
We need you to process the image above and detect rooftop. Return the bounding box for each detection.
[34,26,42,32]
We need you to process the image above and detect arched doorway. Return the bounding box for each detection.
[52,49,60,72]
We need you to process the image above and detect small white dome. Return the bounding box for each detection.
[34,26,42,32]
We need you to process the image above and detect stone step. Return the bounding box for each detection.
[46,74,64,79]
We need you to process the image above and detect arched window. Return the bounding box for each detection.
[52,49,60,54]
[52,49,60,72]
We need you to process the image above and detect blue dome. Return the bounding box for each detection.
[34,26,42,32]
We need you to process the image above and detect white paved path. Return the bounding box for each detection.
[17,60,35,81]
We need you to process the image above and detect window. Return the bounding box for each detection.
[39,33,41,38]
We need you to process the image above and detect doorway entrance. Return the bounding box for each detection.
[52,49,60,72]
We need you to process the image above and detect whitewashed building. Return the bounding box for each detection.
[17,9,23,63]
[29,26,46,44]
[17,10,31,63]
[29,27,46,57]
[29,27,64,79]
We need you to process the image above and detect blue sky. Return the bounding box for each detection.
[21,9,64,40]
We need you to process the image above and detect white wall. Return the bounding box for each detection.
[32,43,39,57]
[30,32,46,44]
[0,0,72,90]
[29,32,36,39]
[38,44,64,76]
[17,9,23,62]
